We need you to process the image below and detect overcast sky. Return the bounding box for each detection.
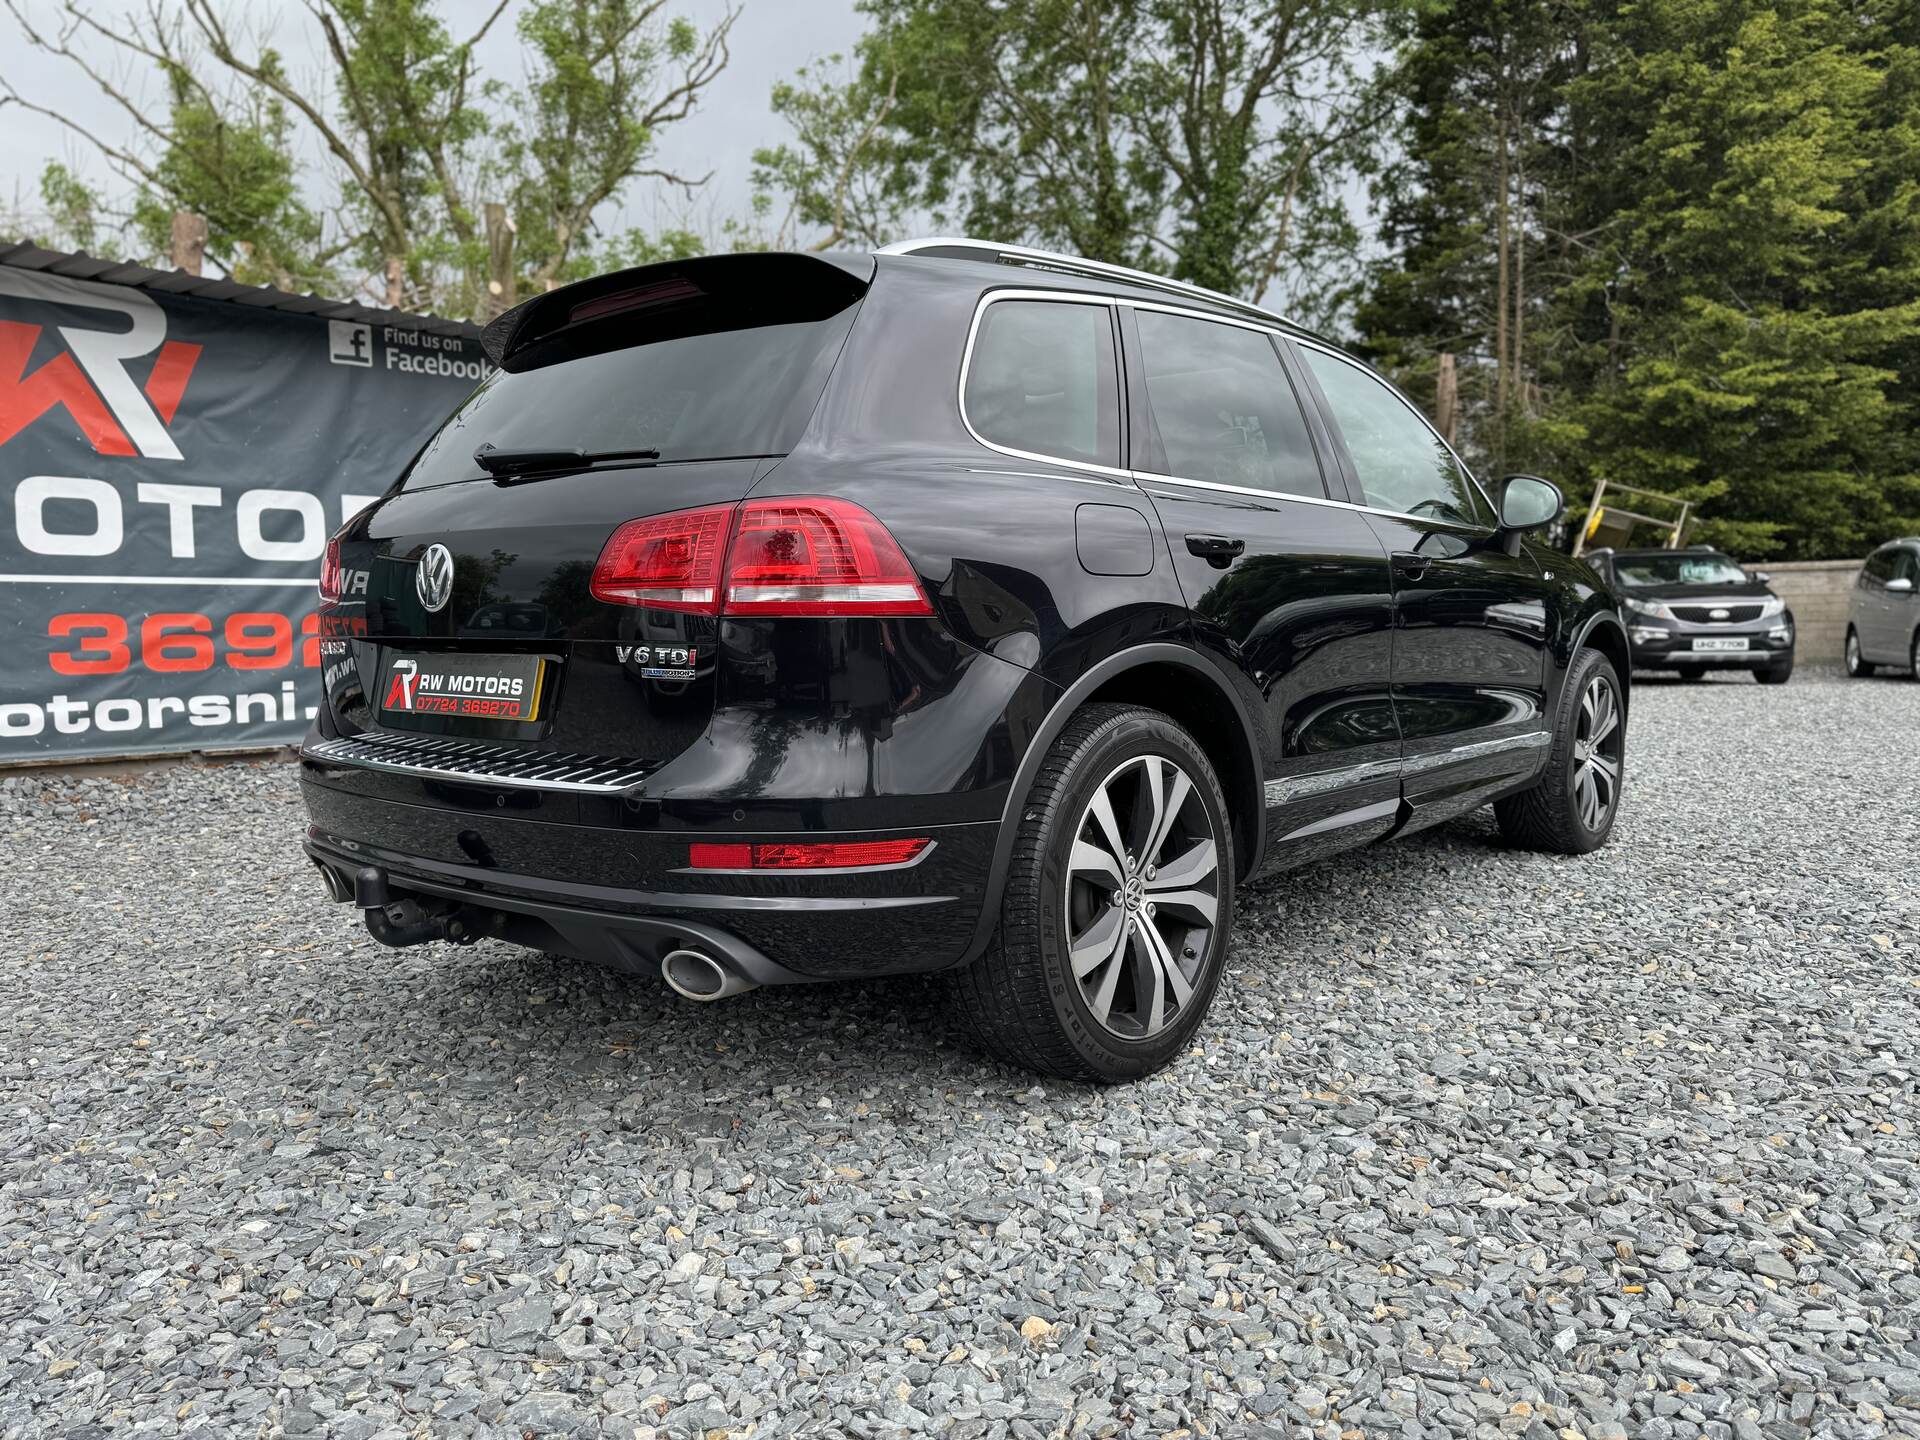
[1,0,870,264]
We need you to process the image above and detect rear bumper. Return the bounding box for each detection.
[301,775,995,980]
[305,837,815,986]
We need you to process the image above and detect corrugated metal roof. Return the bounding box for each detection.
[0,239,481,339]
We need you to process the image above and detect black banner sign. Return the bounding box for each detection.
[0,267,481,761]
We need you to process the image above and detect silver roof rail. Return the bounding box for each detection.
[876,236,1289,329]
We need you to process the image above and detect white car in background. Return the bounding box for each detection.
[1846,537,1920,678]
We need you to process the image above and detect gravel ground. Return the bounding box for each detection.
[2,671,1917,1440]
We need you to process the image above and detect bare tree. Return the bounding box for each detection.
[1,0,736,315]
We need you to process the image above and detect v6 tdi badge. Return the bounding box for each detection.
[617,644,698,681]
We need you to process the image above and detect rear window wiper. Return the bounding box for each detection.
[473,443,661,483]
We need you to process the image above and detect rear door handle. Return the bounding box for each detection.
[1392,551,1431,580]
[1185,533,1246,568]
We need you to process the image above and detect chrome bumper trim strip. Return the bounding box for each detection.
[302,731,651,793]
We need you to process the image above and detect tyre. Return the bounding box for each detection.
[1755,657,1793,685]
[1493,648,1624,855]
[950,703,1235,1083]
[1909,630,1920,680]
[1845,628,1875,677]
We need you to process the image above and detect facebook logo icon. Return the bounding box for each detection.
[327,321,374,367]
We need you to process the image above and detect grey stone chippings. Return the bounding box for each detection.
[1,673,1917,1438]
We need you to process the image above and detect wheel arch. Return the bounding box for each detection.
[959,643,1265,967]
[1575,608,1632,717]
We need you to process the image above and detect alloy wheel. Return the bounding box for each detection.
[1570,675,1623,832]
[1847,631,1862,675]
[1064,753,1221,1041]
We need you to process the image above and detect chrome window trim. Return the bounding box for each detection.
[1119,299,1489,530]
[956,289,1136,481]
[954,285,1500,534]
[1132,470,1486,531]
[1290,334,1500,531]
[1121,299,1340,505]
[1122,294,1298,340]
[1133,471,1497,540]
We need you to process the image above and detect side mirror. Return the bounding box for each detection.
[1498,474,1564,532]
[1750,570,1772,584]
[1889,576,1915,594]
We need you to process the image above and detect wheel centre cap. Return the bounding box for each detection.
[1124,876,1147,911]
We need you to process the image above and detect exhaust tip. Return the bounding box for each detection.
[661,948,750,1002]
[311,859,354,904]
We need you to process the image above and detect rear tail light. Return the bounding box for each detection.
[589,504,733,612]
[722,497,932,616]
[318,533,345,603]
[590,497,932,618]
[687,838,932,870]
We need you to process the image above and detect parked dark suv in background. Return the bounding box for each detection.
[302,239,1630,1081]
[1588,545,1795,683]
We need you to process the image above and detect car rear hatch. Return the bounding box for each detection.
[315,252,871,781]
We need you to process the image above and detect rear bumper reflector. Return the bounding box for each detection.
[687,838,933,871]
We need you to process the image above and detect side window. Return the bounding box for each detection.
[1133,309,1324,498]
[1302,347,1492,526]
[1895,551,1919,584]
[964,299,1120,468]
[1863,550,1895,585]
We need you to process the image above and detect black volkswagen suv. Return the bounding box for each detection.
[303,240,1630,1081]
[1587,546,1794,683]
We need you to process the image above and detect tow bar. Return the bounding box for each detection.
[353,866,483,949]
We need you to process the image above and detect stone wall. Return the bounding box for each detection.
[1762,559,1865,667]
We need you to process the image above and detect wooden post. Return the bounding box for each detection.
[1434,352,1459,446]
[1573,477,1609,557]
[480,202,516,321]
[170,211,208,275]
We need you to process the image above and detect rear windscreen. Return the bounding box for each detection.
[402,301,859,491]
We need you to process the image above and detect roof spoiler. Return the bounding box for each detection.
[479,251,874,369]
